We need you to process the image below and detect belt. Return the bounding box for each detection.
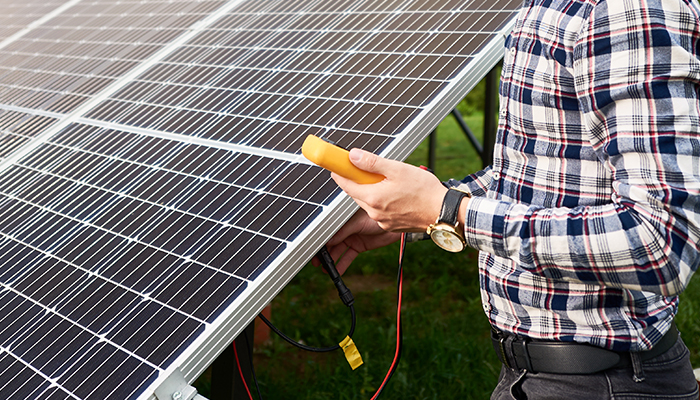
[491,322,679,375]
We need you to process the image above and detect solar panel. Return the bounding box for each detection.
[0,0,520,399]
[0,1,76,45]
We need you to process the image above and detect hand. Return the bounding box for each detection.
[313,209,401,274]
[331,148,449,233]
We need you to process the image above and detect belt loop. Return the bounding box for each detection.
[630,352,645,382]
[499,336,511,369]
[520,338,534,372]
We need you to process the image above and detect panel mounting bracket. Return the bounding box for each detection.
[154,369,208,400]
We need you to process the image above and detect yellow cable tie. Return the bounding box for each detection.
[339,336,364,370]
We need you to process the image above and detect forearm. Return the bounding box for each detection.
[464,194,700,296]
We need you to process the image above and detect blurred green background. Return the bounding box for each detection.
[195,75,700,399]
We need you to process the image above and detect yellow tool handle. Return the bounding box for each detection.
[301,135,385,184]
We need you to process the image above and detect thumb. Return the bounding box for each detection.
[348,148,387,174]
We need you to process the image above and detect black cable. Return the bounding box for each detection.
[258,305,355,352]
[257,245,356,352]
[246,245,357,398]
[251,239,407,400]
[316,245,354,307]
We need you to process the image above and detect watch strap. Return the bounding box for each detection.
[438,189,468,226]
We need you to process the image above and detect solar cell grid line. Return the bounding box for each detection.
[0,199,228,332]
[0,0,228,115]
[0,189,266,360]
[86,0,340,139]
[269,13,444,137]
[36,125,327,214]
[93,2,370,119]
[0,0,263,179]
[2,130,326,398]
[8,123,328,273]
[0,109,60,161]
[0,0,81,48]
[0,166,247,296]
[0,148,258,394]
[262,2,432,126]
[0,270,159,400]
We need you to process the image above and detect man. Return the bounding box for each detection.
[323,0,700,398]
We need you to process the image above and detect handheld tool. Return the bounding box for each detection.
[301,135,384,184]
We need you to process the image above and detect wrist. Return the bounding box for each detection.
[425,186,449,230]
[457,195,469,228]
[426,188,470,252]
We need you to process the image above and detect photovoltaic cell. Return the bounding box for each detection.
[0,0,226,114]
[0,109,58,160]
[0,0,520,399]
[0,1,67,42]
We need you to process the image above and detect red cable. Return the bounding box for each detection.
[370,233,406,400]
[233,342,254,400]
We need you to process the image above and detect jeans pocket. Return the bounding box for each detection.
[491,367,527,400]
[509,372,527,400]
[606,337,698,399]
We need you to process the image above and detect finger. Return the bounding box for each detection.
[310,254,334,268]
[328,242,349,263]
[335,247,359,275]
[348,148,393,177]
[331,175,376,219]
[326,208,371,246]
[330,171,361,196]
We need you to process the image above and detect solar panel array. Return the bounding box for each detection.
[0,0,519,399]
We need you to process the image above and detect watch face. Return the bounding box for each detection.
[430,230,465,253]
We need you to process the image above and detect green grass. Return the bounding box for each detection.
[677,276,700,368]
[194,78,700,399]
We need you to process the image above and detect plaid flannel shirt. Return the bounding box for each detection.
[448,0,700,351]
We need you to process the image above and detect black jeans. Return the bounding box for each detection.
[491,334,699,400]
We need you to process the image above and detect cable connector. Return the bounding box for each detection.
[258,245,357,353]
[316,246,354,307]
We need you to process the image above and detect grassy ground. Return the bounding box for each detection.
[194,79,700,399]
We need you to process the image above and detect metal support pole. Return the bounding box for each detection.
[428,129,437,171]
[451,108,483,157]
[210,322,255,400]
[428,64,500,171]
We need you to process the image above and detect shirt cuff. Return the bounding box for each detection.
[444,166,492,197]
[463,195,518,258]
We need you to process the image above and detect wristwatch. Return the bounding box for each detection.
[426,188,469,252]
